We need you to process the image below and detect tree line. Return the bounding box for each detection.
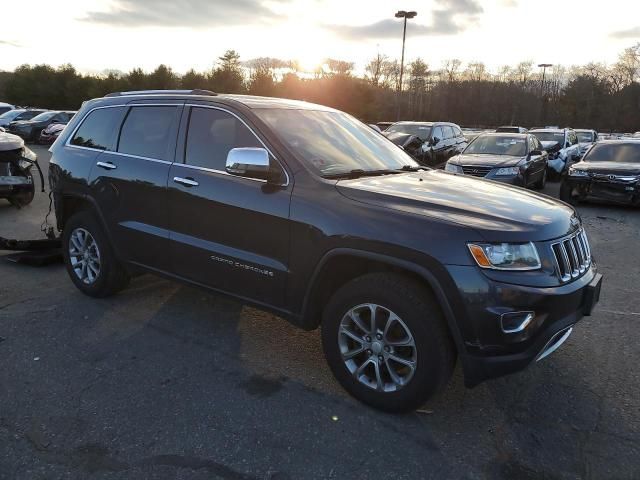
[0,45,639,132]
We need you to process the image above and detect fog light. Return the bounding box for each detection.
[501,311,534,334]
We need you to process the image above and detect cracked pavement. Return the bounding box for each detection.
[0,146,638,479]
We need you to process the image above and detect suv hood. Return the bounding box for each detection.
[336,170,577,242]
[451,153,524,167]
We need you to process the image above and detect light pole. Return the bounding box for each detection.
[395,10,417,120]
[538,63,553,124]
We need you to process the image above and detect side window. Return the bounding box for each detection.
[70,107,123,151]
[443,126,454,139]
[453,126,463,138]
[431,126,444,143]
[118,106,179,161]
[185,107,262,171]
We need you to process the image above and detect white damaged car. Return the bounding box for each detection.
[530,128,581,177]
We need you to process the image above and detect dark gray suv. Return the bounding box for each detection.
[49,90,602,412]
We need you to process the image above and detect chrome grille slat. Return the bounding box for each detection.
[550,229,591,283]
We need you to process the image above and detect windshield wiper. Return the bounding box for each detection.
[396,164,429,172]
[322,169,403,179]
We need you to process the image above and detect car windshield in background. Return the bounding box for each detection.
[255,109,419,177]
[584,143,640,163]
[577,132,594,143]
[0,110,22,120]
[464,135,527,156]
[385,123,432,141]
[30,111,56,122]
[532,131,564,143]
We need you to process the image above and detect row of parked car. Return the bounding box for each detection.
[0,102,75,144]
[372,120,639,206]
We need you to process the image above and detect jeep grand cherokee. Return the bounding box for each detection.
[49,90,602,412]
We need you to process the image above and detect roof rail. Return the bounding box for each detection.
[104,89,217,98]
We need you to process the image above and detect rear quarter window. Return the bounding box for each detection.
[70,107,124,151]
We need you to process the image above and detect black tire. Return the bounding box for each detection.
[321,272,455,412]
[559,181,578,205]
[62,210,130,297]
[8,171,35,207]
[533,168,547,190]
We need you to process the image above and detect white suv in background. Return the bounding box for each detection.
[530,128,581,176]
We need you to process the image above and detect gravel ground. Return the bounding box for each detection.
[0,145,638,479]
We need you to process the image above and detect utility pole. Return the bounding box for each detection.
[538,63,553,124]
[395,10,417,120]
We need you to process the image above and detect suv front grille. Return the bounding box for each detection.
[461,165,492,177]
[550,229,591,283]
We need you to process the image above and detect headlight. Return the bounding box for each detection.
[468,242,541,270]
[568,167,588,177]
[495,167,520,176]
[445,162,462,173]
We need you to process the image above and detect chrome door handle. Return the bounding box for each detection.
[173,176,199,187]
[96,161,117,170]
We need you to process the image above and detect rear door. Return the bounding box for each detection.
[168,104,292,307]
[428,125,447,167]
[87,101,183,272]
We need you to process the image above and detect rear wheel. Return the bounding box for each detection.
[321,273,455,412]
[62,211,130,297]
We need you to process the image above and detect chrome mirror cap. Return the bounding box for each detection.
[226,147,270,180]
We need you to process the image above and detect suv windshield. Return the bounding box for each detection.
[531,131,565,143]
[255,109,419,177]
[30,111,56,122]
[577,131,594,143]
[464,135,527,156]
[385,123,432,141]
[584,143,640,163]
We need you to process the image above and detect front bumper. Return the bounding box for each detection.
[446,264,602,387]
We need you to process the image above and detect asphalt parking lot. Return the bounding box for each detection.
[1,145,638,480]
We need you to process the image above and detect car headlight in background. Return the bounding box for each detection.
[468,242,541,270]
[445,163,462,173]
[495,166,520,176]
[568,167,588,177]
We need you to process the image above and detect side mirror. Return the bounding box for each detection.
[430,137,440,146]
[226,147,272,181]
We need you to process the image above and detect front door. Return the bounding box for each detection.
[168,105,292,308]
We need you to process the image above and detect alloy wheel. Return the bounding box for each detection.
[338,303,417,392]
[68,227,101,284]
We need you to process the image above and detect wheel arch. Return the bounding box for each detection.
[300,248,465,354]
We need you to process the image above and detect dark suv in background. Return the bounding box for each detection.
[6,110,75,142]
[49,90,602,412]
[383,121,467,167]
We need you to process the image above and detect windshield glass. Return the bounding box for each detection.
[386,123,432,141]
[30,111,56,122]
[531,131,564,143]
[576,132,594,143]
[464,135,527,156]
[255,109,419,176]
[584,143,640,163]
[0,110,25,120]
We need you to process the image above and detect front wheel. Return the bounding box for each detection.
[321,273,455,412]
[559,181,579,206]
[533,168,547,190]
[8,171,35,207]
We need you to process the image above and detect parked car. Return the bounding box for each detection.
[0,109,47,128]
[49,90,602,412]
[6,110,75,142]
[0,130,41,206]
[0,102,15,115]
[383,121,467,167]
[445,133,548,189]
[560,140,639,206]
[495,126,528,133]
[530,128,581,177]
[38,123,68,145]
[575,129,599,157]
[383,130,425,159]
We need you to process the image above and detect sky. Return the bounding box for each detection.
[1,0,638,75]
